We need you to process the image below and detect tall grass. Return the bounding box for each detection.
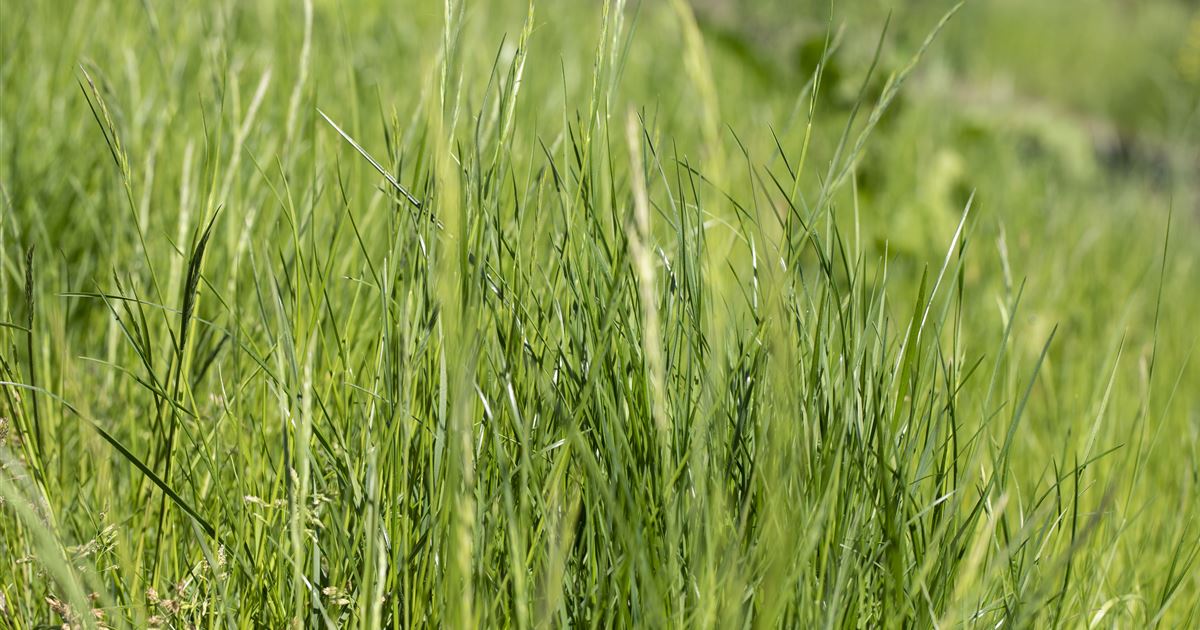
[1,0,1197,627]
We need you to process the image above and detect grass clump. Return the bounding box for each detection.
[2,0,1198,627]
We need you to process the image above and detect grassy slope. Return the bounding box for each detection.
[1,0,1197,627]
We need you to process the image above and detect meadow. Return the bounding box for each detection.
[1,0,1198,627]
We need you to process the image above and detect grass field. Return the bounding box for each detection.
[2,0,1199,627]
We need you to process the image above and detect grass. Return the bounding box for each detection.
[1,0,1198,627]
